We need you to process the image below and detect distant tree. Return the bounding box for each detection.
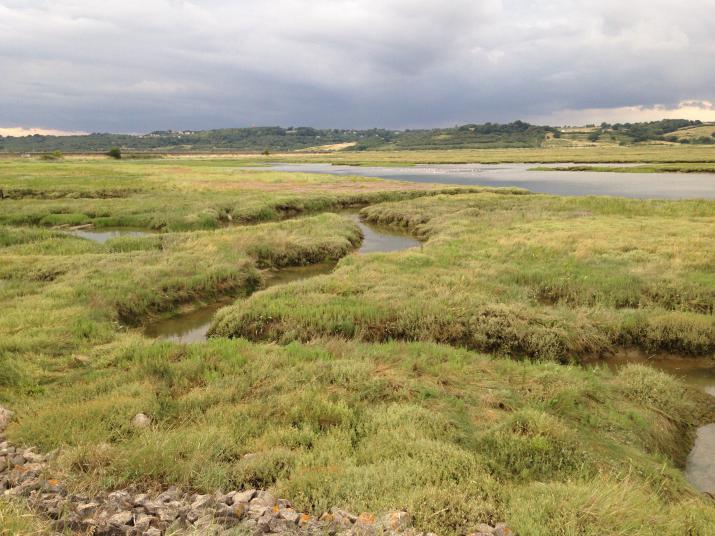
[587,131,601,142]
[262,149,270,155]
[553,131,561,138]
[107,147,122,159]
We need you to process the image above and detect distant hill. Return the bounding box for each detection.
[549,119,715,147]
[0,120,712,154]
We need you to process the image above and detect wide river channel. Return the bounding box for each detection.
[262,163,715,199]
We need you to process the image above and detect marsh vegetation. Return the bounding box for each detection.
[1,157,714,535]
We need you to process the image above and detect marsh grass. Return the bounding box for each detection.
[1,158,714,535]
[531,163,715,173]
[8,340,714,535]
[213,193,715,360]
[0,158,496,231]
[0,499,53,536]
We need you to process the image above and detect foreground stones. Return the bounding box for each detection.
[0,406,513,535]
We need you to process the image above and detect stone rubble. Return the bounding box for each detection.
[0,405,513,535]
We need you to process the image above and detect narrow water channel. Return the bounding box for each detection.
[591,353,715,495]
[142,214,420,343]
[68,228,152,243]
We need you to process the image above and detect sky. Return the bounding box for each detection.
[1,0,715,134]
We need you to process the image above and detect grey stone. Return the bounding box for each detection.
[471,523,495,535]
[233,488,257,504]
[279,507,300,524]
[108,511,133,526]
[156,504,180,523]
[77,502,101,517]
[0,406,13,431]
[23,450,45,464]
[251,490,276,508]
[108,490,133,507]
[380,511,412,531]
[133,513,155,530]
[493,523,513,536]
[190,493,213,510]
[247,504,269,519]
[156,486,179,503]
[131,413,151,428]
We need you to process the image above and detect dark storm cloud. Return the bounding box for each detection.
[1,0,714,132]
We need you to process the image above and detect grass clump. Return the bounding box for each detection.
[0,500,52,536]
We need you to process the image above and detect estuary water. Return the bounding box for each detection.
[262,163,715,199]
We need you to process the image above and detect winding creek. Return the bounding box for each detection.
[69,196,715,496]
[141,214,419,343]
[68,227,153,243]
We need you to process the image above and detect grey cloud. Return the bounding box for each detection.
[0,0,714,131]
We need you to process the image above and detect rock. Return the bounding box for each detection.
[353,512,377,536]
[0,456,6,472]
[108,490,133,509]
[156,504,180,523]
[130,413,151,429]
[381,510,412,531]
[251,490,276,508]
[133,513,155,530]
[77,502,101,517]
[493,523,513,536]
[156,486,179,503]
[298,513,314,527]
[233,488,257,504]
[10,454,25,466]
[190,494,213,510]
[330,507,357,525]
[279,507,300,524]
[0,406,13,431]
[108,511,133,526]
[470,523,496,535]
[143,528,162,536]
[23,450,45,464]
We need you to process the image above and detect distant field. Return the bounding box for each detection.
[252,145,715,165]
[673,123,715,140]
